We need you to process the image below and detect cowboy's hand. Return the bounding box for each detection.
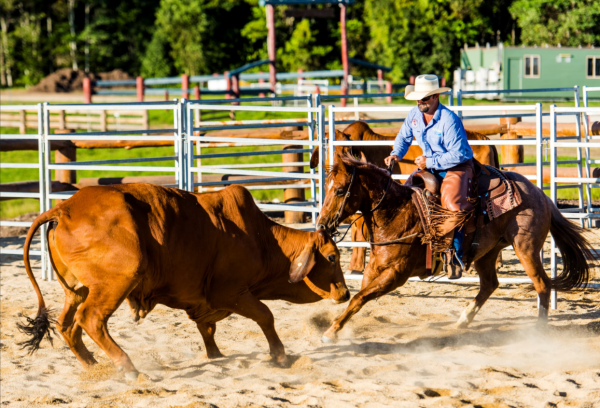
[385,155,399,167]
[414,155,427,170]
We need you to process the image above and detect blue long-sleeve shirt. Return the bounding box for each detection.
[390,104,473,170]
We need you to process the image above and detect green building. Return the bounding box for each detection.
[456,43,600,99]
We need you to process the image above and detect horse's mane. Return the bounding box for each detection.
[331,150,414,198]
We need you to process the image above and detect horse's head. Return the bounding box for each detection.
[315,148,371,234]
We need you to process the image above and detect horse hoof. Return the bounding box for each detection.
[321,335,336,344]
[455,321,470,329]
[124,370,140,381]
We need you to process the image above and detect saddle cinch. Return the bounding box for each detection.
[408,161,522,277]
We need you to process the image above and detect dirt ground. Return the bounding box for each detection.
[1,226,599,408]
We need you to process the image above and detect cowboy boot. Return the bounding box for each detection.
[447,252,465,280]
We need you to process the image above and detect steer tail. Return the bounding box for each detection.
[16,207,61,354]
[549,203,597,291]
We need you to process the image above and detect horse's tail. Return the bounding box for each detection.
[549,203,597,291]
[16,206,61,354]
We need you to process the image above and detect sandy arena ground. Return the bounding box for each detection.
[1,228,599,408]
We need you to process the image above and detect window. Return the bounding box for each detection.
[587,56,600,78]
[524,55,540,78]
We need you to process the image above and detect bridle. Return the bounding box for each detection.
[327,159,420,246]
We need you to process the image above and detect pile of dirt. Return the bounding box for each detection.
[29,68,132,93]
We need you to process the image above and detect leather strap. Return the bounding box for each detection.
[425,244,432,276]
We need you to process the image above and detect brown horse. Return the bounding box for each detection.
[310,121,500,273]
[315,149,595,342]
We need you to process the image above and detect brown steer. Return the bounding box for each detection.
[19,184,349,380]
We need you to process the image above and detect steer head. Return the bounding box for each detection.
[315,148,368,235]
[289,229,350,304]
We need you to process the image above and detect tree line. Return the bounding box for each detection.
[1,0,599,88]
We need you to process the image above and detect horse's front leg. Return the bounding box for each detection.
[322,267,406,343]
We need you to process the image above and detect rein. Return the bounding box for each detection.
[331,160,421,246]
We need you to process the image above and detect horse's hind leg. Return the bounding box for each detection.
[513,238,551,322]
[456,246,502,328]
[323,268,401,342]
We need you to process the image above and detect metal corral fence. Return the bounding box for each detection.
[184,95,325,220]
[2,96,600,299]
[0,104,49,278]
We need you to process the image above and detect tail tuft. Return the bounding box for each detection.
[17,307,56,354]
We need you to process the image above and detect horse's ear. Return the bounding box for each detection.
[358,150,368,163]
[309,146,320,169]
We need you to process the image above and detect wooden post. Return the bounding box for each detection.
[283,139,306,224]
[409,76,415,85]
[386,82,392,103]
[19,110,26,134]
[194,85,200,100]
[54,129,76,205]
[142,111,149,131]
[258,71,265,98]
[58,110,66,130]
[224,71,231,99]
[500,116,523,170]
[266,4,277,94]
[340,3,349,107]
[100,110,107,132]
[231,74,240,100]
[182,74,189,99]
[136,76,144,102]
[83,77,92,103]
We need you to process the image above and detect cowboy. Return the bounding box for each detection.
[384,74,474,280]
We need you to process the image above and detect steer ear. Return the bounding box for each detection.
[289,243,317,283]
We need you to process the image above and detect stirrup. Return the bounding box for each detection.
[447,252,464,280]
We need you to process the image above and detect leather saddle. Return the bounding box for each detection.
[408,160,522,277]
[409,161,501,199]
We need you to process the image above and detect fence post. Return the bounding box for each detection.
[386,82,392,103]
[341,81,348,108]
[100,110,107,132]
[258,71,265,98]
[53,129,76,205]
[194,85,200,101]
[83,77,92,103]
[136,76,144,102]
[231,74,240,101]
[500,116,523,170]
[58,110,66,130]
[182,74,189,100]
[19,110,26,134]
[224,71,231,99]
[549,104,557,310]
[283,125,306,224]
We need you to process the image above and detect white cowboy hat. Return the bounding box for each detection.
[404,74,450,101]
